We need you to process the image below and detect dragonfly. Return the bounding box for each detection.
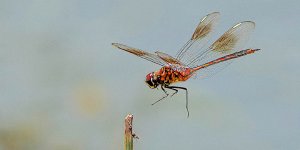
[112,12,260,117]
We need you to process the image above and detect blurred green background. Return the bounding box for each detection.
[0,0,299,149]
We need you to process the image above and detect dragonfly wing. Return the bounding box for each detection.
[188,21,256,78]
[155,51,184,65]
[188,21,255,68]
[176,12,220,64]
[209,21,255,53]
[112,43,167,66]
[193,59,234,79]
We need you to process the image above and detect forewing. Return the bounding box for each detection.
[191,12,221,41]
[155,51,184,65]
[112,43,167,66]
[176,12,220,64]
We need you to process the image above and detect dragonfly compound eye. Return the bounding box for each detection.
[145,72,157,88]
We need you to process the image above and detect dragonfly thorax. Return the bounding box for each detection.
[145,65,194,89]
[168,64,188,72]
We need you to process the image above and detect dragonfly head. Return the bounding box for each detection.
[145,72,159,89]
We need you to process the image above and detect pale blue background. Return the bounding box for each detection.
[0,0,299,149]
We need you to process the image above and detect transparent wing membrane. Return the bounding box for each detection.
[210,21,255,52]
[194,59,234,79]
[112,43,167,66]
[188,21,255,68]
[176,12,220,65]
[155,51,184,65]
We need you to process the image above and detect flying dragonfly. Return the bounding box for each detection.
[112,12,260,117]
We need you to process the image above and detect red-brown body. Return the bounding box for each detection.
[152,65,195,86]
[147,48,258,88]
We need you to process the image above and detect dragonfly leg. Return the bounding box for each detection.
[151,85,169,105]
[166,86,189,118]
[169,88,178,97]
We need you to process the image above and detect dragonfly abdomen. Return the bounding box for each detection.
[193,49,260,71]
